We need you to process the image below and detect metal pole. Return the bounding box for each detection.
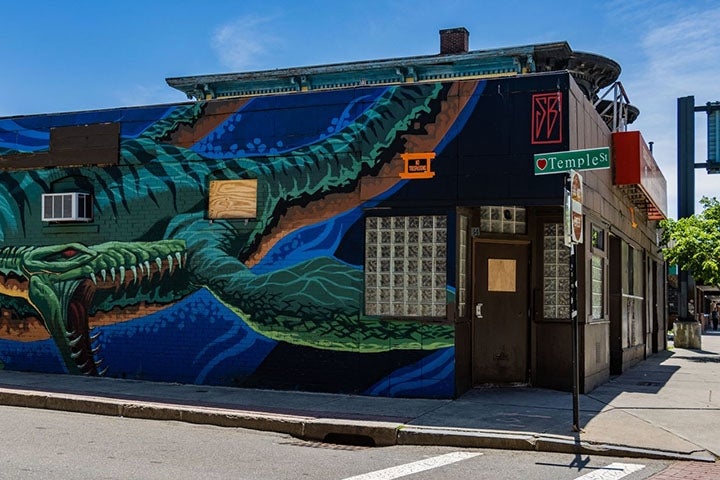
[677,96,695,321]
[570,242,580,431]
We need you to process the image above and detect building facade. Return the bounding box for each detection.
[0,29,667,397]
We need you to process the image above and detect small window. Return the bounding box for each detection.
[591,225,605,250]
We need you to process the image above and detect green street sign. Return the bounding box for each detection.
[534,147,611,175]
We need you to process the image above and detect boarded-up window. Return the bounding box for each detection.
[0,122,119,170]
[487,259,516,292]
[50,123,120,167]
[208,179,258,219]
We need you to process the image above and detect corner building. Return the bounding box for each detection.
[0,28,667,397]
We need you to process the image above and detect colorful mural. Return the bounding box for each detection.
[0,80,486,398]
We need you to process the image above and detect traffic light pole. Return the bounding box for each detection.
[675,97,720,346]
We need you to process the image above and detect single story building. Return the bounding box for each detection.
[0,28,667,398]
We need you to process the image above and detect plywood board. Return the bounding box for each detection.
[208,179,258,219]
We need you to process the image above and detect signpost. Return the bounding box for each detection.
[565,170,583,432]
[535,148,602,433]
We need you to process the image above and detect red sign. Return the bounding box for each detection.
[612,131,667,220]
[531,92,563,145]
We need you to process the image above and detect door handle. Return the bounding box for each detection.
[476,303,483,319]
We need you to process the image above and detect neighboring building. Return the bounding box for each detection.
[0,28,667,398]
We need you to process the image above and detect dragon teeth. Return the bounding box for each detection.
[130,265,137,282]
[144,260,151,275]
[167,254,174,273]
[90,272,97,285]
[175,252,183,268]
[118,266,126,283]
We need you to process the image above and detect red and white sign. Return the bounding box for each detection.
[564,170,583,246]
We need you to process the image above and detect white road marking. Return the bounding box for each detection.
[340,451,482,480]
[573,462,645,480]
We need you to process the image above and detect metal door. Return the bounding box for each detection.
[472,241,529,385]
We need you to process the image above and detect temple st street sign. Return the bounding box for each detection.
[534,147,611,175]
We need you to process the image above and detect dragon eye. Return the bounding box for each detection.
[42,248,81,262]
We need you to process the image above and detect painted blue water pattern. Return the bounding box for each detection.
[363,347,455,398]
[192,87,386,158]
[95,288,277,386]
[0,337,66,374]
[0,287,451,397]
[0,104,179,150]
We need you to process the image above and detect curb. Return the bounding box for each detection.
[0,387,715,463]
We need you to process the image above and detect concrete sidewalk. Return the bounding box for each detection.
[1,333,719,463]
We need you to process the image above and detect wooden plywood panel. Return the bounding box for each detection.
[0,152,51,170]
[487,258,516,292]
[50,123,120,166]
[208,179,258,219]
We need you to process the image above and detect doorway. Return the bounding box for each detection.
[472,240,530,385]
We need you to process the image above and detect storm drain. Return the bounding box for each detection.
[281,438,372,451]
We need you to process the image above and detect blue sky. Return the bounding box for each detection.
[1,0,718,218]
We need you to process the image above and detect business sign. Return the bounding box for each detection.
[531,92,563,145]
[534,147,610,175]
[399,152,436,179]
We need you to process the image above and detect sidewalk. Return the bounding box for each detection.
[1,333,718,463]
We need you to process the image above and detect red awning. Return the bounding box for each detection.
[612,131,668,220]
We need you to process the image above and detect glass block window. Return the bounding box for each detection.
[480,206,526,234]
[365,215,447,317]
[591,256,604,318]
[458,215,468,317]
[590,225,606,320]
[543,223,570,319]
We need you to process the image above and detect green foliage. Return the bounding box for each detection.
[660,197,720,285]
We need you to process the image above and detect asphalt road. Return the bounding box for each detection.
[0,405,675,479]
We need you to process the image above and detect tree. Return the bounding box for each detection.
[660,197,720,286]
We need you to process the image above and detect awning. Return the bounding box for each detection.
[612,131,668,220]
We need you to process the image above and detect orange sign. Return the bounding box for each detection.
[399,152,436,179]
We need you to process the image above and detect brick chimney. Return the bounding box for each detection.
[440,27,469,54]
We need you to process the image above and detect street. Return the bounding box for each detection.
[0,405,680,480]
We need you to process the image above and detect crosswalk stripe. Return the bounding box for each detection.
[340,451,482,480]
[573,462,645,480]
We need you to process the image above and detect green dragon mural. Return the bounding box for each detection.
[0,81,465,395]
[0,241,187,374]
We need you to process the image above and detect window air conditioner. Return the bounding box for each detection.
[41,192,93,222]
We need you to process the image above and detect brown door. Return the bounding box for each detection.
[472,241,529,385]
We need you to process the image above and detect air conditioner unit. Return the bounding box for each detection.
[41,192,93,222]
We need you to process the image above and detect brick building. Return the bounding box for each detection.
[0,28,667,397]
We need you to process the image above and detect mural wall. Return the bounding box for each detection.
[0,80,496,398]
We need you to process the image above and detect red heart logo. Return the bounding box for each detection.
[537,158,547,170]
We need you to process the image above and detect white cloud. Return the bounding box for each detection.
[620,3,720,218]
[211,15,282,71]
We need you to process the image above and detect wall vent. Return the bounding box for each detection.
[41,193,93,222]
